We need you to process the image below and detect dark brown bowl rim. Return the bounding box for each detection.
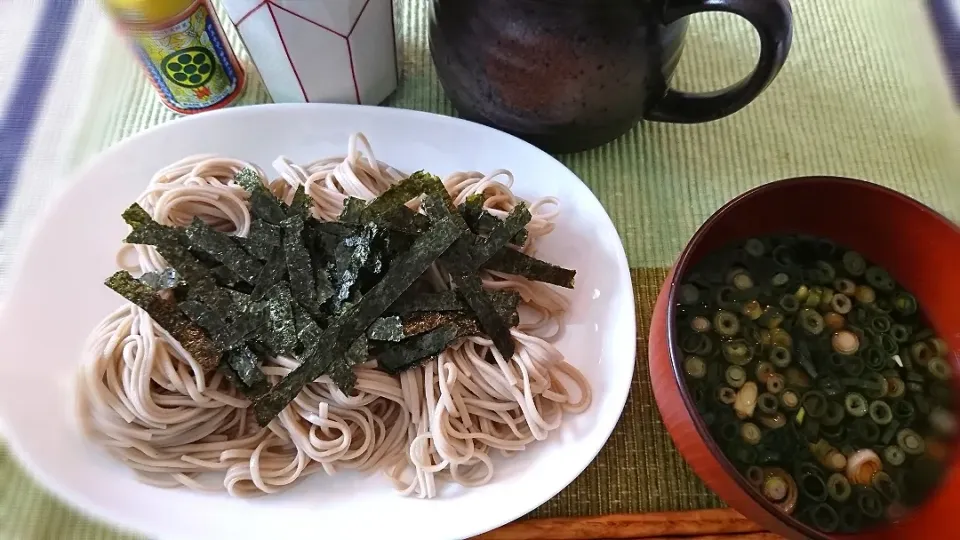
[664,175,960,540]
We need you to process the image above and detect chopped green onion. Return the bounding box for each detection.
[810,503,840,532]
[880,419,901,445]
[678,283,700,305]
[799,309,825,335]
[829,293,852,314]
[872,471,900,502]
[822,401,846,426]
[690,315,712,333]
[744,238,765,257]
[714,310,740,337]
[780,390,801,411]
[724,365,746,390]
[741,422,762,445]
[717,386,737,405]
[716,286,740,311]
[856,488,884,519]
[721,339,754,365]
[798,467,828,502]
[869,400,894,425]
[890,324,910,343]
[893,292,918,315]
[855,285,876,304]
[865,266,895,291]
[816,261,837,284]
[845,393,868,417]
[684,356,707,379]
[757,392,779,416]
[769,345,792,368]
[766,373,785,394]
[893,400,915,424]
[834,278,856,296]
[883,445,906,467]
[927,357,953,381]
[842,251,866,276]
[896,428,925,455]
[802,391,829,418]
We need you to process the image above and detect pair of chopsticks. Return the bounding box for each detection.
[476,508,782,540]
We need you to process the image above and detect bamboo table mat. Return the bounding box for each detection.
[1,0,958,538]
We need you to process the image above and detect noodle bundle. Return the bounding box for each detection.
[79,133,591,498]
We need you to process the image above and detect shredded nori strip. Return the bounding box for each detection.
[329,334,367,390]
[281,215,320,313]
[421,194,518,358]
[105,271,221,371]
[339,197,367,224]
[262,284,299,356]
[380,204,430,235]
[328,222,378,308]
[359,171,437,219]
[460,194,528,246]
[287,185,312,219]
[368,316,405,341]
[236,168,287,224]
[377,324,460,374]
[224,345,268,392]
[251,215,463,425]
[466,202,532,268]
[185,217,263,283]
[242,219,282,260]
[251,247,287,301]
[210,265,245,289]
[387,289,521,316]
[482,248,576,289]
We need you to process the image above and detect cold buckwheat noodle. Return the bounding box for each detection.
[80,133,591,498]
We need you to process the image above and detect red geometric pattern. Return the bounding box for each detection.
[235,0,374,104]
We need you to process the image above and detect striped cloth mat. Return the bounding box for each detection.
[1,0,958,539]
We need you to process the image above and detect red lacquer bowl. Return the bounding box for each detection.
[649,176,960,540]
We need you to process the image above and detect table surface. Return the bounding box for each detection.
[0,1,958,539]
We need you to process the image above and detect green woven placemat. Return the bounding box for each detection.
[2,0,958,538]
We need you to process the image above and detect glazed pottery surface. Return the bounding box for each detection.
[430,0,793,152]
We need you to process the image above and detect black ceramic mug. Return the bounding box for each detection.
[430,0,793,153]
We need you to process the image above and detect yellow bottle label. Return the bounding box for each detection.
[105,0,195,23]
[128,2,242,112]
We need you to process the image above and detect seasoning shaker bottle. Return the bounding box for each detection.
[103,0,246,114]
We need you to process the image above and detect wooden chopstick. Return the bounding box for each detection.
[475,508,770,540]
[637,535,782,540]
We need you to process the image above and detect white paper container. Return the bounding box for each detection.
[223,0,398,105]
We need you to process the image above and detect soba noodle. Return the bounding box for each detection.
[79,133,591,498]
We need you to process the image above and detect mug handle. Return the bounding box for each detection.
[644,0,793,123]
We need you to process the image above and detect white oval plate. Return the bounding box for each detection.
[0,104,635,540]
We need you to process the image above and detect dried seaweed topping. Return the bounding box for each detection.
[339,197,368,224]
[243,219,282,261]
[482,248,576,289]
[110,168,575,427]
[251,215,463,425]
[105,271,221,371]
[377,324,460,374]
[236,167,287,224]
[250,246,286,301]
[281,215,320,314]
[185,217,263,283]
[421,194,516,358]
[460,194,527,246]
